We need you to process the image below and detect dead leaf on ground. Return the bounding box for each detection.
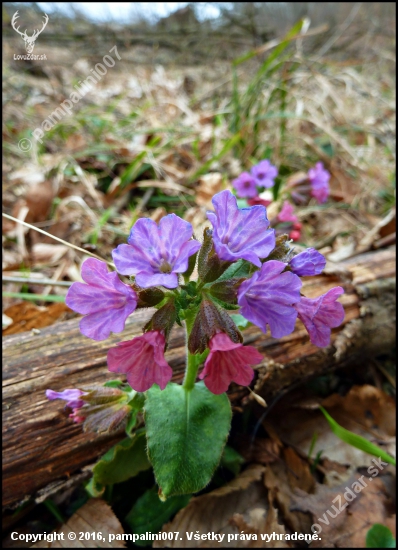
[25,181,56,224]
[65,133,87,152]
[357,209,396,253]
[195,173,224,207]
[150,207,168,223]
[3,301,72,335]
[263,447,315,535]
[31,499,125,548]
[291,476,396,548]
[30,243,69,265]
[267,385,396,473]
[154,465,288,548]
[239,436,282,465]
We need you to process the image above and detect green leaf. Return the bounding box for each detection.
[236,198,248,209]
[366,524,396,548]
[85,477,105,498]
[214,259,256,283]
[319,407,396,466]
[220,445,244,476]
[207,293,240,311]
[92,430,151,486]
[230,313,251,330]
[125,487,191,546]
[104,380,124,389]
[145,382,232,499]
[125,411,139,437]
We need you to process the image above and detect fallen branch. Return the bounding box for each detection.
[2,248,395,510]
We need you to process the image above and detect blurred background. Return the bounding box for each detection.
[2,0,396,333]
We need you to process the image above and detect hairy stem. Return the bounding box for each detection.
[182,310,198,392]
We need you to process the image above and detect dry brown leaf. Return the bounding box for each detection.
[195,173,224,207]
[263,448,314,535]
[3,302,71,335]
[153,465,288,548]
[31,499,125,548]
[25,181,56,224]
[228,493,288,548]
[239,437,281,465]
[183,206,208,238]
[267,385,396,472]
[65,134,87,152]
[150,207,168,223]
[291,476,396,548]
[357,209,396,253]
[30,243,69,265]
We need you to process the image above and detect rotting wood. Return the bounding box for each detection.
[2,247,395,510]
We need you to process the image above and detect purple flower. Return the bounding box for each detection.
[277,201,298,223]
[199,333,263,395]
[294,287,345,347]
[107,331,173,392]
[206,190,275,267]
[112,214,201,289]
[65,258,138,341]
[308,162,330,204]
[237,260,302,338]
[232,172,258,198]
[250,160,278,189]
[290,248,326,276]
[46,388,86,409]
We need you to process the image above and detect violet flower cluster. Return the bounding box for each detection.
[232,161,331,245]
[48,189,344,416]
[232,159,278,199]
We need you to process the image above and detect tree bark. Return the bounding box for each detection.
[2,248,395,510]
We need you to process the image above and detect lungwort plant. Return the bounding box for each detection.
[47,189,345,499]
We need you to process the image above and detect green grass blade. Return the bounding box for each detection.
[189,132,241,181]
[319,406,396,466]
[3,292,66,303]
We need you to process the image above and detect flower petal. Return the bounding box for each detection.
[135,271,179,289]
[107,332,172,392]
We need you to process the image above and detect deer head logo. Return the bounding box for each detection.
[11,11,49,54]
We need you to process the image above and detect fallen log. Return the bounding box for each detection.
[2,247,395,510]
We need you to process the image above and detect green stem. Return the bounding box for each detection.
[182,310,198,392]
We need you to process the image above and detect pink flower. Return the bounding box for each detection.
[289,230,301,241]
[294,287,345,347]
[199,333,263,395]
[107,331,173,392]
[247,196,272,208]
[277,201,298,223]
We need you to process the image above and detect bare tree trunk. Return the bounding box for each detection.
[2,248,395,510]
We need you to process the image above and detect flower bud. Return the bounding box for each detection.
[197,228,231,284]
[133,285,165,307]
[46,384,135,434]
[82,403,131,434]
[188,299,242,354]
[144,301,177,342]
[208,278,245,306]
[265,234,295,263]
[81,386,126,405]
